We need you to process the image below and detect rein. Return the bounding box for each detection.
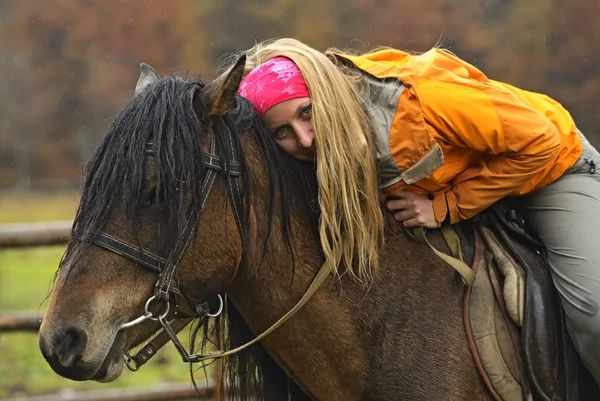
[88,116,332,370]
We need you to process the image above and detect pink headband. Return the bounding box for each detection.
[238,56,310,116]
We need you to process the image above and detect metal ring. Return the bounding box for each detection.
[144,295,171,321]
[124,351,140,372]
[207,294,224,317]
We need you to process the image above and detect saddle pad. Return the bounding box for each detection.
[463,231,528,401]
[478,226,525,328]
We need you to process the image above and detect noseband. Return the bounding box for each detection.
[89,117,245,370]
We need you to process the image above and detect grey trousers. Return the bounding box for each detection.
[520,130,600,385]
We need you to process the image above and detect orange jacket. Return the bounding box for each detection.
[336,48,582,224]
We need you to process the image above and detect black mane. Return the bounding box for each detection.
[66,74,317,401]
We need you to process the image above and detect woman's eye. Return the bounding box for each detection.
[301,105,312,117]
[274,126,288,139]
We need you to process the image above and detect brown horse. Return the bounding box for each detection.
[39,57,492,400]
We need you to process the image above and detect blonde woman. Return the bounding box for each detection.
[228,38,600,384]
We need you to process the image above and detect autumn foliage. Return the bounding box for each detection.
[0,0,598,187]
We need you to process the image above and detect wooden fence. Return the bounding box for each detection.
[0,220,66,332]
[0,221,225,401]
[0,310,42,332]
[0,220,71,248]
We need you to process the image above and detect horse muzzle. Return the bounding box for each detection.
[39,324,123,381]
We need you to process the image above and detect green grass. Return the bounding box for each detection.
[0,191,212,398]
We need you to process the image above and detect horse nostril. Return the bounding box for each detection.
[54,326,88,368]
[39,333,50,359]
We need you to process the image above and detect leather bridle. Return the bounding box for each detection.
[89,117,245,370]
[87,115,335,370]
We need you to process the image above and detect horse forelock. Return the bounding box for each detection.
[69,69,318,260]
[68,77,202,251]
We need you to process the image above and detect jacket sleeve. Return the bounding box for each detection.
[418,79,562,224]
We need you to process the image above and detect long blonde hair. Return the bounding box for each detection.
[222,38,384,281]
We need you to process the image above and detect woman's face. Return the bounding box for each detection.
[262,97,315,162]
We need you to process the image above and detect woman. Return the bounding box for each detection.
[228,38,600,383]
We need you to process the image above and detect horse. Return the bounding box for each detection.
[38,57,580,400]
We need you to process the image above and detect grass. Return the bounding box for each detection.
[0,190,212,398]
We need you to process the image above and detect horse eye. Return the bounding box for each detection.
[141,187,161,206]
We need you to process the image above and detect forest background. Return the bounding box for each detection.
[1,0,599,189]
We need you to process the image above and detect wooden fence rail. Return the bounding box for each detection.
[0,220,72,248]
[0,310,43,332]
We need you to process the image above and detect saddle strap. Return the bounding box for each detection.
[408,227,475,285]
[441,225,464,261]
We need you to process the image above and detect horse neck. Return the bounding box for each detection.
[224,161,369,400]
[220,136,484,399]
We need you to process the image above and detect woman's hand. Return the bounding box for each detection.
[386,190,439,228]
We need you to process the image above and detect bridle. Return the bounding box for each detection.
[90,116,245,370]
[88,115,335,371]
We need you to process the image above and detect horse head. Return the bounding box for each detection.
[38,55,286,382]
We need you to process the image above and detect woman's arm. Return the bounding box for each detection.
[425,79,562,224]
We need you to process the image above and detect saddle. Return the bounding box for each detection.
[440,201,600,401]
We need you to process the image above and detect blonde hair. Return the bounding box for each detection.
[223,38,384,281]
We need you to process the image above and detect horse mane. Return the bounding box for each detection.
[65,74,317,400]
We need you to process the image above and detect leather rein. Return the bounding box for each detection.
[87,117,334,370]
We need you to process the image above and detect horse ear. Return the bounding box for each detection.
[135,63,160,95]
[208,55,246,117]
